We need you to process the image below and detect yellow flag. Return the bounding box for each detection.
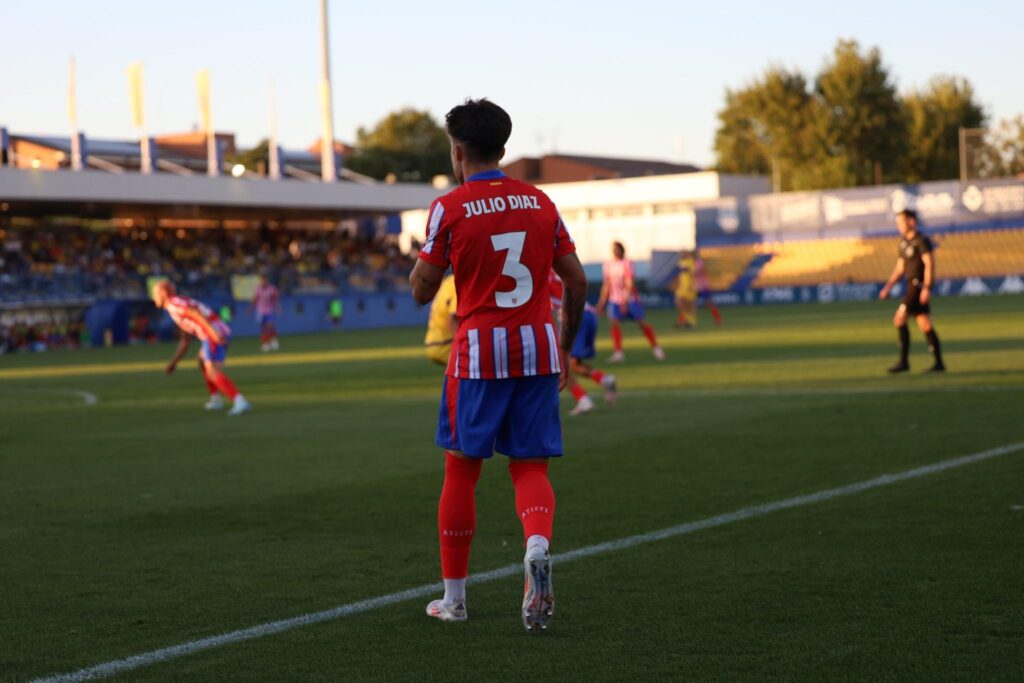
[196,69,212,133]
[67,57,77,125]
[127,62,145,128]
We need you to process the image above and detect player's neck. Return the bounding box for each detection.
[460,161,500,182]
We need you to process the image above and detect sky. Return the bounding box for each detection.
[1,0,1022,168]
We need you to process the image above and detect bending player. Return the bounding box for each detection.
[410,98,587,632]
[424,273,458,365]
[249,274,282,352]
[549,271,616,415]
[597,241,664,362]
[152,280,251,415]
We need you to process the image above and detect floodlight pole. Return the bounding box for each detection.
[318,0,337,183]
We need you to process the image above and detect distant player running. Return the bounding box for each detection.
[549,271,616,415]
[425,274,458,365]
[152,281,252,415]
[249,275,282,352]
[879,209,945,373]
[597,241,664,362]
[694,251,724,326]
[673,250,723,328]
[410,98,587,632]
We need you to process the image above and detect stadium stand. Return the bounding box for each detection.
[0,224,415,303]
[697,225,1024,290]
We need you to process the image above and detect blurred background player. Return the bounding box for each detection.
[248,274,282,352]
[672,250,697,328]
[410,98,587,632]
[549,271,616,415]
[597,241,664,362]
[879,209,945,373]
[672,250,723,328]
[152,280,251,415]
[694,250,724,327]
[425,273,458,365]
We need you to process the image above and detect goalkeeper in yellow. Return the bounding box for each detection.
[425,274,458,365]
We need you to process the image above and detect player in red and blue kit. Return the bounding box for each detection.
[549,271,617,415]
[410,99,587,632]
[152,280,251,416]
[597,241,665,362]
[249,274,281,352]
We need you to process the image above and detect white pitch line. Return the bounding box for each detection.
[69,390,98,406]
[31,441,1024,683]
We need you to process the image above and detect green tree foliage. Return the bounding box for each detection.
[903,76,986,181]
[975,116,1024,178]
[227,138,270,174]
[345,108,450,182]
[714,67,823,191]
[714,39,991,189]
[814,40,906,187]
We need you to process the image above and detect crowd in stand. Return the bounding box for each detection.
[0,313,88,354]
[0,222,416,302]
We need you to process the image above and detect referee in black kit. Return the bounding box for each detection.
[879,209,946,373]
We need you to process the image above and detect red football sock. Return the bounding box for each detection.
[201,367,218,395]
[641,322,659,348]
[589,369,606,384]
[438,453,482,579]
[610,325,623,351]
[508,460,555,544]
[260,332,270,344]
[569,383,587,401]
[708,302,723,325]
[212,373,240,400]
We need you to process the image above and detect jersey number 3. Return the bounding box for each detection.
[491,231,533,308]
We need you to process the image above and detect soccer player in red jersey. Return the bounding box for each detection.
[597,241,665,362]
[152,281,251,416]
[549,271,617,415]
[410,99,587,632]
[248,274,282,352]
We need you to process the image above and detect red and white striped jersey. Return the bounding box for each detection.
[417,170,576,379]
[165,295,231,342]
[252,283,279,316]
[602,258,637,306]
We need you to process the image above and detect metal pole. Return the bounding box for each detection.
[318,0,337,183]
[959,127,967,183]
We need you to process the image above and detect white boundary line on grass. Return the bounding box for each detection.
[31,440,1024,683]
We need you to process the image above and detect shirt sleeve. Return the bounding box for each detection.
[417,199,451,268]
[919,236,933,254]
[553,211,576,258]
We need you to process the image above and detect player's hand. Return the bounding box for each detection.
[165,362,177,375]
[919,287,931,305]
[878,286,890,300]
[558,349,571,392]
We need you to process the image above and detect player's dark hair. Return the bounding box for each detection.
[445,99,512,163]
[613,241,625,255]
[898,209,918,222]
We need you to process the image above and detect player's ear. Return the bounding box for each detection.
[497,147,506,162]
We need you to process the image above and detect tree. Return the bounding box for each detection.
[345,108,450,182]
[902,76,986,181]
[974,116,1024,178]
[814,39,907,187]
[227,138,270,175]
[714,67,825,191]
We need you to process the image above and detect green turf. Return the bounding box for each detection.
[2,296,1023,682]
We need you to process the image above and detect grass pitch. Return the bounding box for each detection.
[2,297,1023,682]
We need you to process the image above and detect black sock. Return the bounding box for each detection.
[898,325,910,365]
[925,329,943,366]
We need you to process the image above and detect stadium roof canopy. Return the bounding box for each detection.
[0,167,442,222]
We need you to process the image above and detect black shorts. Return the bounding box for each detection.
[900,284,931,316]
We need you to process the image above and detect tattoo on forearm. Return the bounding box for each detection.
[560,287,586,353]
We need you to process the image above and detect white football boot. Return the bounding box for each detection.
[269,338,280,351]
[522,546,554,633]
[227,395,251,416]
[426,599,468,622]
[204,395,224,410]
[569,394,594,416]
[652,346,666,361]
[601,374,617,406]
[608,350,625,363]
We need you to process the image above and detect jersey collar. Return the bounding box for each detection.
[466,169,506,182]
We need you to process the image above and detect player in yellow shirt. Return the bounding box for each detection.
[672,251,698,328]
[425,274,458,365]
